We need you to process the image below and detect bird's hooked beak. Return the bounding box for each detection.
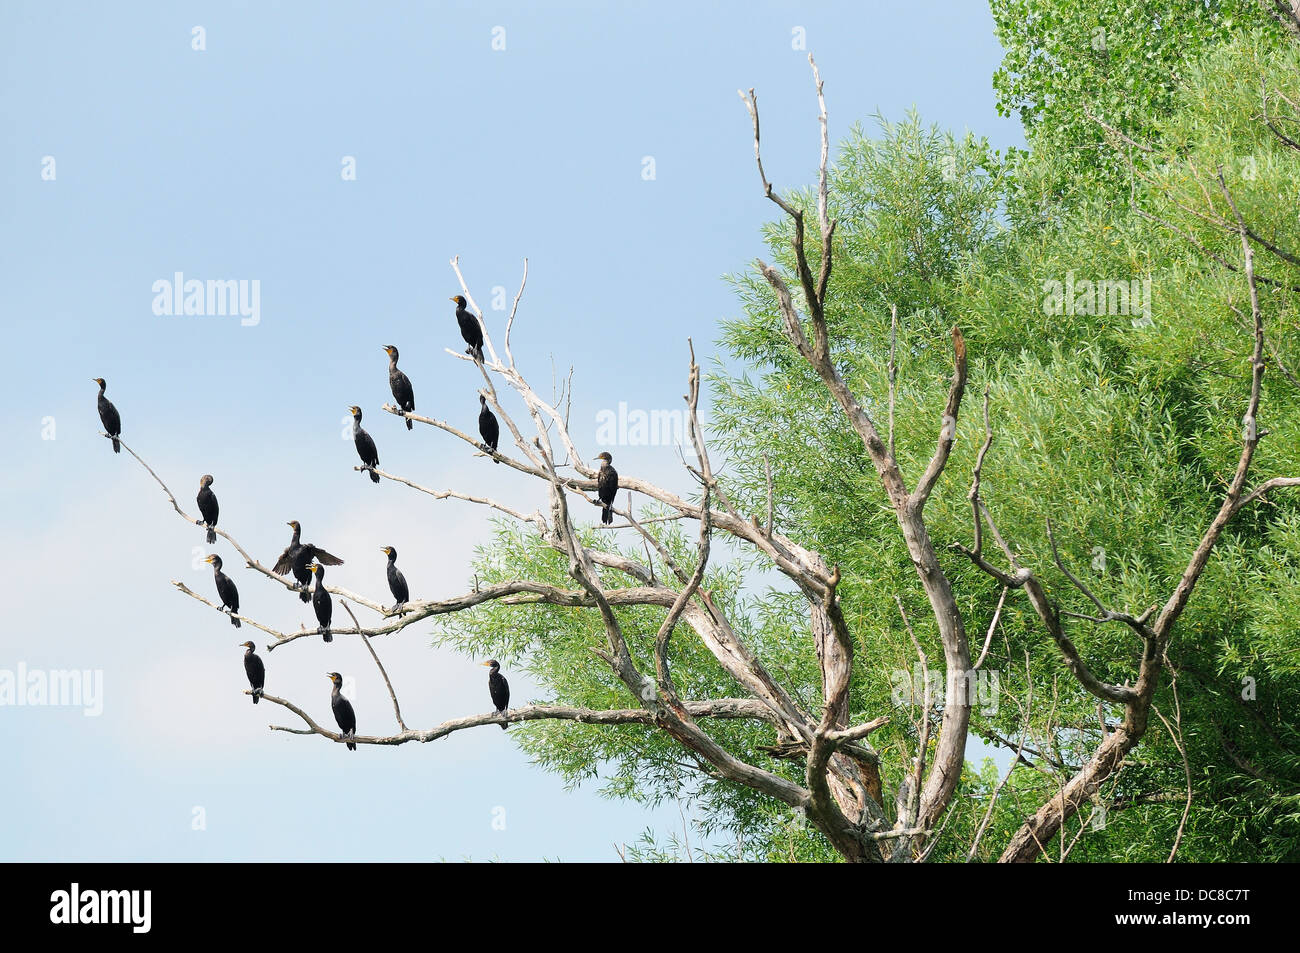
[481,661,493,667]
[448,296,457,302]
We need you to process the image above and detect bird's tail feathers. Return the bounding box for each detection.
[111,437,121,454]
[206,527,216,544]
[231,615,241,628]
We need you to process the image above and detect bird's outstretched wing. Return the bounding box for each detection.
[271,546,297,575]
[308,546,344,566]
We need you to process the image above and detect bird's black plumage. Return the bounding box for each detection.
[478,394,499,462]
[349,406,380,483]
[206,554,240,627]
[196,474,219,545]
[485,659,510,730]
[327,672,356,750]
[450,295,484,361]
[310,563,333,642]
[595,452,619,525]
[240,641,264,703]
[93,378,121,453]
[272,521,344,602]
[381,546,408,607]
[383,345,415,430]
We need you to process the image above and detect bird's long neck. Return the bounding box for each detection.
[291,527,301,545]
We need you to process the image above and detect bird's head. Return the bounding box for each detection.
[348,405,362,419]
[204,554,222,569]
[381,546,396,559]
[482,659,500,671]
[199,474,214,489]
[382,345,399,360]
[287,520,300,532]
[309,563,322,577]
[239,640,255,650]
[449,295,466,307]
[326,672,343,686]
[92,377,106,389]
[595,452,613,465]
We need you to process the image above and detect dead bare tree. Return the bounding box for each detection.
[105,56,1299,864]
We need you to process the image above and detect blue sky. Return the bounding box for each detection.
[0,2,1022,861]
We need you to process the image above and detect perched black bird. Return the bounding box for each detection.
[205,554,241,627]
[383,345,415,430]
[381,546,408,609]
[240,640,264,704]
[327,672,356,750]
[309,562,333,642]
[93,378,121,453]
[196,474,219,544]
[272,521,344,603]
[484,659,510,729]
[594,452,619,525]
[450,295,484,361]
[478,394,499,462]
[349,406,380,483]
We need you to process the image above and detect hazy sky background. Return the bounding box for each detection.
[0,1,1023,861]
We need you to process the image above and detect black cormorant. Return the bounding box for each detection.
[595,452,618,525]
[240,640,264,703]
[309,562,333,642]
[196,474,219,544]
[381,546,408,608]
[93,378,121,453]
[204,553,241,627]
[272,521,344,602]
[450,295,484,361]
[327,672,356,750]
[484,659,510,729]
[478,394,499,462]
[383,345,415,430]
[349,406,380,483]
